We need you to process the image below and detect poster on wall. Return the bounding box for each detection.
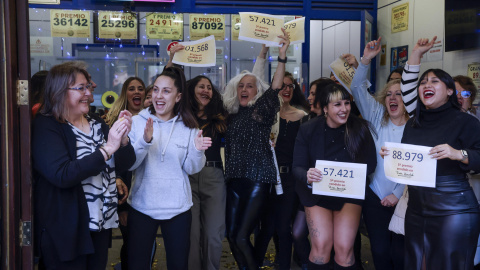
[146,13,183,40]
[390,45,408,72]
[468,63,480,99]
[97,11,138,40]
[425,38,443,62]
[231,15,241,41]
[189,14,225,41]
[391,3,409,33]
[50,10,90,38]
[30,37,54,56]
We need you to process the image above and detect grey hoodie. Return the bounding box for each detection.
[127,108,206,220]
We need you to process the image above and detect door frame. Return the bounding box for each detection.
[1,0,33,268]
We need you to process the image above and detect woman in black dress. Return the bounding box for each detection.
[293,84,376,270]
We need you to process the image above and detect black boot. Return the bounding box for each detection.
[333,260,357,270]
[307,259,331,270]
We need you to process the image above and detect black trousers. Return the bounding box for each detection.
[362,186,403,270]
[226,178,271,270]
[127,207,191,270]
[254,179,297,270]
[40,229,111,270]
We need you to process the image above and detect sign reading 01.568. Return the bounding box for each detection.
[98,11,137,40]
[50,10,90,38]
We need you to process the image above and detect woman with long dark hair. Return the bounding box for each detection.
[382,36,480,270]
[127,67,211,269]
[185,75,228,270]
[223,29,289,270]
[293,83,377,270]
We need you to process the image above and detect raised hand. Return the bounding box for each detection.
[258,44,270,59]
[117,110,133,146]
[194,130,212,151]
[278,28,290,58]
[409,36,437,65]
[361,36,382,64]
[143,118,154,143]
[166,44,185,68]
[342,53,359,69]
[103,119,129,159]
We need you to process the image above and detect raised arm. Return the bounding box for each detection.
[347,37,384,123]
[252,44,269,81]
[271,28,290,90]
[165,44,185,69]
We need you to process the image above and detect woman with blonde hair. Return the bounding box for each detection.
[105,77,146,126]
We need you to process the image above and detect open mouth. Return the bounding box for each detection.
[132,96,142,106]
[155,101,166,110]
[338,113,347,119]
[389,101,398,111]
[423,90,434,99]
[200,94,211,100]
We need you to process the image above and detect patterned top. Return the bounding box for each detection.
[224,87,281,183]
[69,115,118,231]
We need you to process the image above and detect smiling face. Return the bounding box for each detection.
[152,75,181,121]
[385,84,406,120]
[126,79,145,114]
[323,98,351,128]
[455,81,471,111]
[419,72,454,110]
[66,72,92,118]
[279,77,295,104]
[194,78,213,110]
[237,75,258,107]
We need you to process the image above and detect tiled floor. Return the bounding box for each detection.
[106,228,375,270]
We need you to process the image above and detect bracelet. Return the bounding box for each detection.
[278,56,287,63]
[100,146,111,160]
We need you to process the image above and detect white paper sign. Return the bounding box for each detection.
[313,160,367,200]
[384,142,437,187]
[238,12,284,47]
[172,35,216,67]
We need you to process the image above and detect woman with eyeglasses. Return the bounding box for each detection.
[254,71,309,270]
[454,75,477,116]
[32,63,135,269]
[383,36,480,270]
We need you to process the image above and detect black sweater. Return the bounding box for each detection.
[402,102,480,175]
[32,114,135,261]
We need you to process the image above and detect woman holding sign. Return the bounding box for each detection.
[222,29,289,270]
[346,38,412,270]
[293,83,377,270]
[383,36,480,270]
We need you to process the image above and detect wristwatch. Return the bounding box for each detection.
[461,149,468,161]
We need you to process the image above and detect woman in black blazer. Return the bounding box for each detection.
[32,63,135,270]
[293,84,376,270]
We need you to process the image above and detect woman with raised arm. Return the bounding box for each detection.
[293,83,377,270]
[347,37,410,270]
[222,29,289,270]
[33,64,135,269]
[382,36,480,270]
[127,67,211,269]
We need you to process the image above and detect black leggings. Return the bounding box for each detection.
[254,184,297,270]
[226,178,271,270]
[127,208,191,270]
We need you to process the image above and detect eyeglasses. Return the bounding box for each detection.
[456,90,471,98]
[283,83,295,90]
[68,83,93,93]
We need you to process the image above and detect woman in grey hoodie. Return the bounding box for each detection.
[126,67,211,270]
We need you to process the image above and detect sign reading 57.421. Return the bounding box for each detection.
[98,11,137,40]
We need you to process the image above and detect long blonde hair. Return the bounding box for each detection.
[375,79,408,126]
[105,77,145,126]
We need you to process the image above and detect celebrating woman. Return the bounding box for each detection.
[293,83,377,270]
[347,37,412,270]
[222,29,289,270]
[127,67,211,269]
[383,36,480,270]
[33,64,135,269]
